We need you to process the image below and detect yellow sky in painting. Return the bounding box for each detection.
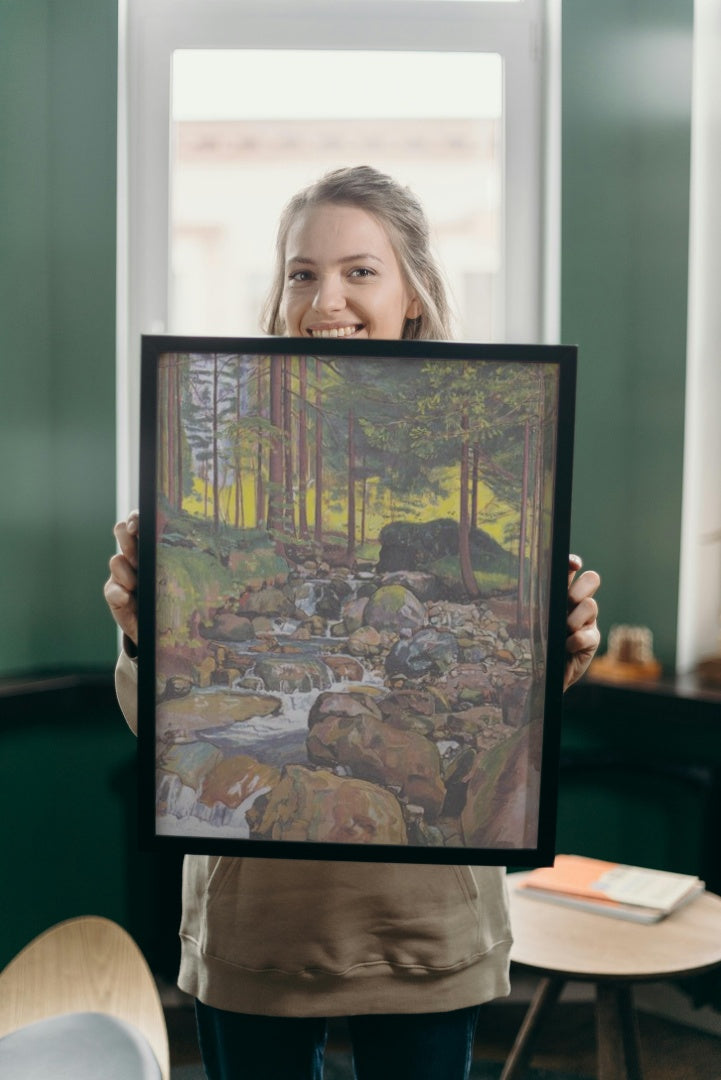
[183,465,520,553]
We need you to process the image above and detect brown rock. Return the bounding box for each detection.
[249,764,407,845]
[306,713,445,821]
[199,755,280,809]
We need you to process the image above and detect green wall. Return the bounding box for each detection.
[0,0,118,676]
[562,0,693,670]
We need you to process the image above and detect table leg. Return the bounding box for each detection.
[499,976,565,1080]
[596,982,643,1080]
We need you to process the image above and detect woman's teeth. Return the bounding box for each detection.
[310,325,360,338]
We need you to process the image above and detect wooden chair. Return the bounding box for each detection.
[0,915,170,1079]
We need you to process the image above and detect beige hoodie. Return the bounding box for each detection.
[116,651,512,1016]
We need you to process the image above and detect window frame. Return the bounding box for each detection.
[117,0,558,511]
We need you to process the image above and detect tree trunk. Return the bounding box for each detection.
[298,356,309,539]
[458,409,480,598]
[517,417,530,630]
[471,443,480,528]
[267,355,284,536]
[347,408,356,559]
[212,354,220,531]
[314,359,323,544]
[255,359,265,528]
[283,356,295,536]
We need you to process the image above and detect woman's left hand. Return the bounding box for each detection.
[564,554,601,691]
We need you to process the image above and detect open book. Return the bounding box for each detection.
[515,854,705,923]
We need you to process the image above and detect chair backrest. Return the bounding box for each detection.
[0,915,170,1080]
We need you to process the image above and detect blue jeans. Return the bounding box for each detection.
[195,1000,481,1080]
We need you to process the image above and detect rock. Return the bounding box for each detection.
[380,571,442,603]
[236,587,296,618]
[445,705,504,737]
[385,629,459,679]
[340,596,369,634]
[306,713,445,821]
[321,655,365,683]
[199,754,280,809]
[252,656,334,693]
[158,741,222,790]
[363,585,426,634]
[307,690,383,730]
[248,764,407,844]
[156,690,282,740]
[376,518,459,571]
[377,689,438,736]
[157,675,193,702]
[194,656,217,688]
[460,727,540,848]
[314,579,353,620]
[496,675,532,728]
[347,626,382,657]
[200,612,254,642]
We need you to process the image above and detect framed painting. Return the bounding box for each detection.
[138,336,576,864]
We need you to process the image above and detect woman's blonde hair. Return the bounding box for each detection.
[262,165,453,341]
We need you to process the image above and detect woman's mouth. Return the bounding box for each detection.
[307,324,364,339]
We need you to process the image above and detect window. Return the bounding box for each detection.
[118,0,557,510]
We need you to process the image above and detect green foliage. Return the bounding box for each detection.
[156,506,288,639]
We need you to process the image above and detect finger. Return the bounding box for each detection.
[113,517,139,568]
[108,552,138,592]
[568,568,601,607]
[568,553,583,588]
[566,594,599,634]
[566,624,601,657]
[103,579,138,642]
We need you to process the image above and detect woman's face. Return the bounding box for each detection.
[280,203,421,340]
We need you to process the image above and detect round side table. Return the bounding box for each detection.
[502,873,721,1080]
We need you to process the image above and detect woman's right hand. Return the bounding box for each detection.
[104,510,139,646]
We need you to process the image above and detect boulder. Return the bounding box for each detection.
[363,585,426,634]
[307,690,383,730]
[380,571,442,603]
[385,629,459,679]
[460,726,540,848]
[340,596,369,634]
[199,754,280,809]
[236,587,296,618]
[157,741,222,790]
[321,655,366,683]
[199,612,254,642]
[156,690,282,740]
[248,764,407,845]
[307,713,445,821]
[252,655,334,693]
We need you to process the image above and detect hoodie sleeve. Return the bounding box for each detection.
[115,646,139,736]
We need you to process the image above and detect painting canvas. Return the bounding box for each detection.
[138,336,576,864]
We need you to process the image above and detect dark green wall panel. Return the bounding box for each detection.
[562,1,693,669]
[0,0,118,675]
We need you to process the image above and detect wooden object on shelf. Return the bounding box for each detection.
[590,624,662,683]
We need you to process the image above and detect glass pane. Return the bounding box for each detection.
[170,49,503,340]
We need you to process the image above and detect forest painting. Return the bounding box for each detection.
[139,338,575,863]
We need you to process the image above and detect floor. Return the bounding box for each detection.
[165,979,721,1079]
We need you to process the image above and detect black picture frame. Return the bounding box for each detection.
[138,336,576,865]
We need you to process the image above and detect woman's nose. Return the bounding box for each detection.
[312,274,345,314]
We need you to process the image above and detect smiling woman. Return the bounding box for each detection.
[263,167,452,341]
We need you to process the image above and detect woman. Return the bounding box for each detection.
[106,166,601,1080]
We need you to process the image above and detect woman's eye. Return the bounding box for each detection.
[288,270,313,283]
[349,267,375,279]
